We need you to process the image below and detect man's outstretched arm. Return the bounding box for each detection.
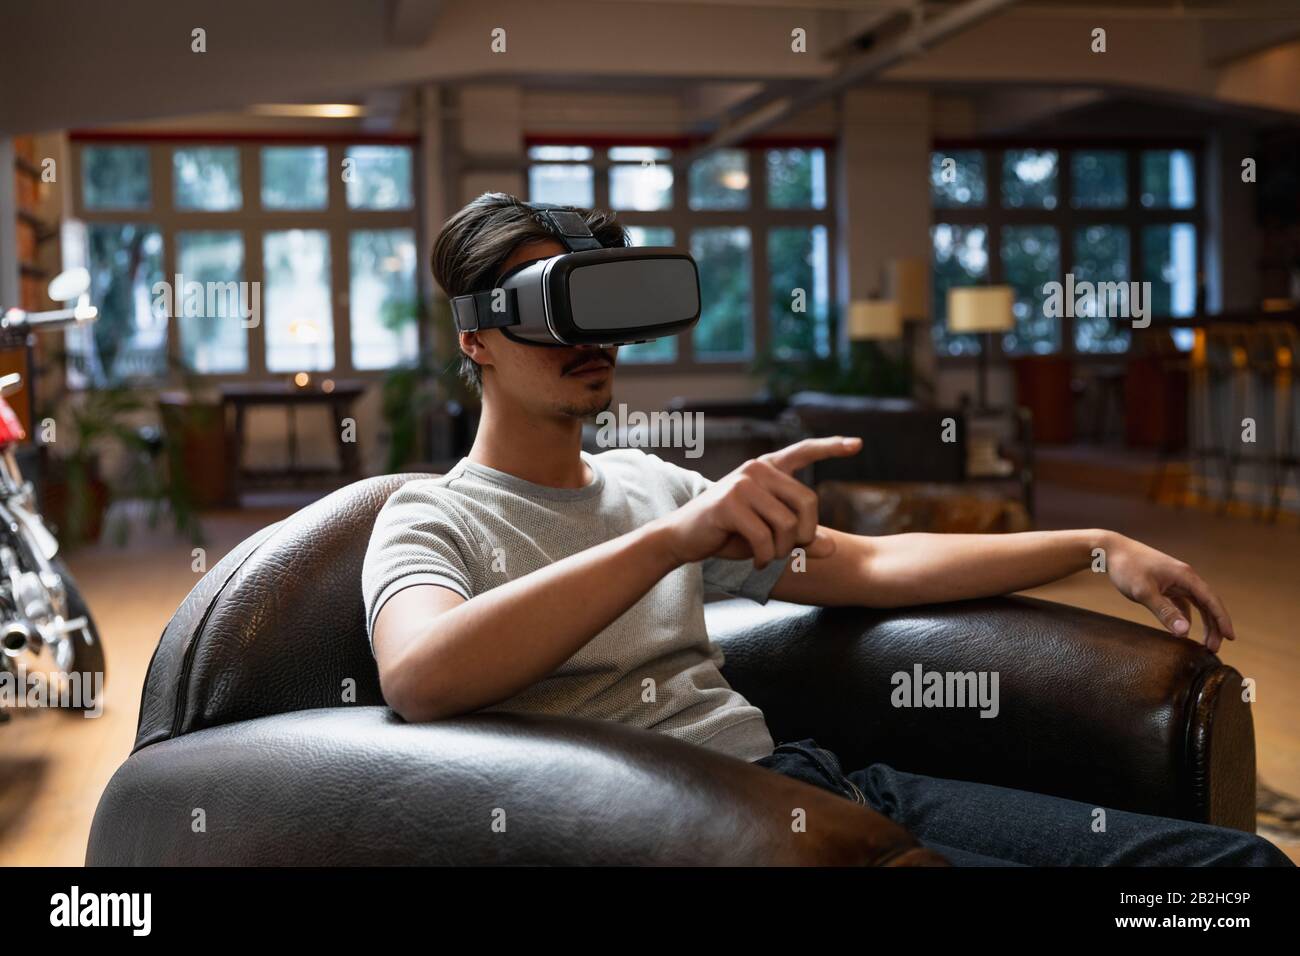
[372,437,861,723]
[769,525,1236,652]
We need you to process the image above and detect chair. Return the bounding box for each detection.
[86,477,1257,865]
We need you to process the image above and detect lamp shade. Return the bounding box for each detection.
[889,258,928,321]
[947,285,1014,334]
[848,299,902,340]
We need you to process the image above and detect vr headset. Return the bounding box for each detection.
[449,202,700,347]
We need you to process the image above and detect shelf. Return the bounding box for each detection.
[13,156,42,179]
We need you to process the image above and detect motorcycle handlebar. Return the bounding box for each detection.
[0,305,98,332]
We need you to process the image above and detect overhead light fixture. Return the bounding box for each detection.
[248,103,365,119]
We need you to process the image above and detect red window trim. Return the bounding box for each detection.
[69,130,419,145]
[524,132,836,151]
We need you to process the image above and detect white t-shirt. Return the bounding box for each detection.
[361,449,787,761]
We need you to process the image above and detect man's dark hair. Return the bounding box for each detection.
[431,192,627,393]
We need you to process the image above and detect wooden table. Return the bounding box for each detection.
[220,380,367,503]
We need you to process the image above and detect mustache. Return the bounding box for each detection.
[562,351,617,375]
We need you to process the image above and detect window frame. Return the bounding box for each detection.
[69,135,421,384]
[930,139,1205,363]
[526,137,837,373]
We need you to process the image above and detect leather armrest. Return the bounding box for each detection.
[86,707,948,866]
[711,596,1255,831]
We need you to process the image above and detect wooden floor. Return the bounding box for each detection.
[1,483,1297,866]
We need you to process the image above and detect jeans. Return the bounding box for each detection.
[753,738,1294,867]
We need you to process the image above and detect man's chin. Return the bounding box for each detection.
[555,383,614,419]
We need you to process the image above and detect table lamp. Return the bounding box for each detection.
[947,285,1014,411]
[848,299,902,341]
[889,258,927,322]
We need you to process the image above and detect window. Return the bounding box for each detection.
[527,145,594,206]
[344,145,414,210]
[1073,225,1131,354]
[264,229,333,372]
[1001,225,1060,354]
[76,223,166,383]
[349,229,419,370]
[930,144,1201,358]
[175,230,247,372]
[70,139,418,384]
[1001,149,1058,210]
[173,147,242,211]
[769,225,830,357]
[527,142,833,368]
[262,146,328,210]
[1071,151,1126,209]
[693,227,752,357]
[81,146,151,211]
[609,147,672,211]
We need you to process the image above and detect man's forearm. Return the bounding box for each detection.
[773,527,1113,608]
[388,522,681,721]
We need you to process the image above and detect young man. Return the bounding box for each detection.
[363,192,1290,867]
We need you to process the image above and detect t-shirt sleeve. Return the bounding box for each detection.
[361,481,483,653]
[644,453,790,604]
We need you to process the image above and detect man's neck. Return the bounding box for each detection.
[467,399,592,489]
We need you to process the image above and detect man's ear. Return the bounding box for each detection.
[459,330,493,369]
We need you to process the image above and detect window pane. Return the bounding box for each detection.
[1071,150,1126,209]
[1143,223,1197,317]
[621,227,678,364]
[1140,150,1195,209]
[1073,225,1131,354]
[176,231,248,372]
[767,148,827,209]
[625,226,674,247]
[74,224,166,384]
[264,230,333,372]
[769,226,831,358]
[689,150,749,210]
[610,161,672,211]
[262,146,328,209]
[527,145,593,161]
[1000,226,1060,355]
[931,223,988,356]
[174,147,242,211]
[528,164,593,206]
[608,146,670,163]
[81,146,151,210]
[1002,149,1058,209]
[692,227,752,357]
[345,145,413,210]
[930,150,986,208]
[350,229,419,370]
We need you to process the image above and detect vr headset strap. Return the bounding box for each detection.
[450,288,518,333]
[529,202,603,252]
[450,202,601,334]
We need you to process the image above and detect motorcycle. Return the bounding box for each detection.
[0,268,104,718]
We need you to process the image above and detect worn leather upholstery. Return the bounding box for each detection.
[87,475,1255,866]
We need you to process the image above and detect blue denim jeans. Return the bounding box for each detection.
[753,738,1294,867]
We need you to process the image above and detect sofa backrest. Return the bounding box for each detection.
[786,391,967,484]
[132,474,425,752]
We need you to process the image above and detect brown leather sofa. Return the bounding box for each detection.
[85,476,1256,866]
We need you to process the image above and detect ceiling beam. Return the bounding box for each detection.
[387,0,443,48]
[691,0,1020,160]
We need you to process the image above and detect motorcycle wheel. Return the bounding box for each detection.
[51,556,106,716]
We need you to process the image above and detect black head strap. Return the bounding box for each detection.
[450,202,602,333]
[528,201,603,252]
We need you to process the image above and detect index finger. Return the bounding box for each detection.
[762,436,862,475]
[1172,575,1236,647]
